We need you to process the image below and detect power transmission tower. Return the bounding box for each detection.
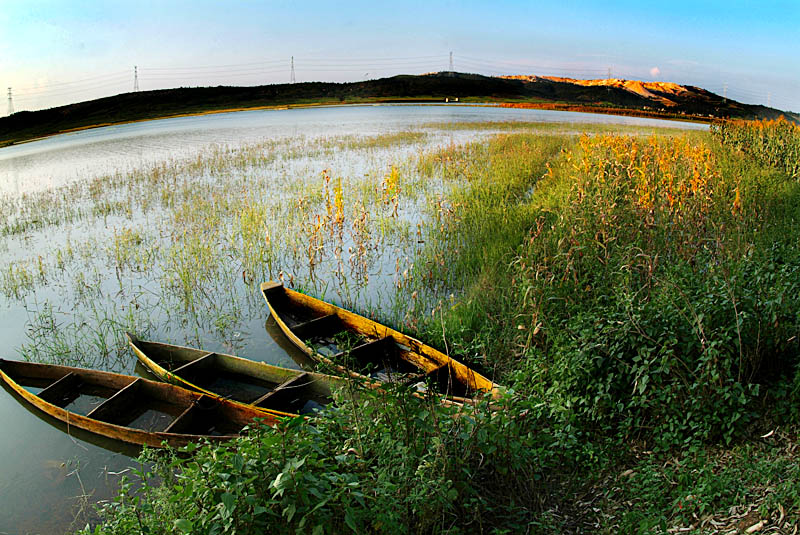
[607,67,612,79]
[290,56,296,84]
[449,51,454,72]
[6,87,13,116]
[134,66,139,92]
[723,82,727,103]
[767,92,771,107]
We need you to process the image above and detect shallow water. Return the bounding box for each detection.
[0,104,705,534]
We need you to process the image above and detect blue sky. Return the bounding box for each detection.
[1,0,798,113]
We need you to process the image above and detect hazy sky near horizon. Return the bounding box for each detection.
[1,0,798,113]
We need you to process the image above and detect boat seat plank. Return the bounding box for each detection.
[171,353,215,376]
[253,373,310,408]
[164,403,198,434]
[38,372,81,405]
[86,378,141,422]
[331,336,394,366]
[292,313,341,340]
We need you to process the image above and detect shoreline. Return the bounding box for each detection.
[0,99,710,149]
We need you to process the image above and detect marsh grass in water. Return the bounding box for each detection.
[0,129,479,377]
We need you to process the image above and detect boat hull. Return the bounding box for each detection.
[0,360,280,448]
[128,334,345,419]
[260,281,500,399]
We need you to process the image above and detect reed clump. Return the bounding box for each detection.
[711,117,800,179]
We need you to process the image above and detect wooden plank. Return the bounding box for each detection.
[164,403,198,434]
[252,373,309,408]
[171,352,215,376]
[86,378,141,422]
[332,336,393,365]
[37,372,80,405]
[261,281,283,294]
[292,313,340,340]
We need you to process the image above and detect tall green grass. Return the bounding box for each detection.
[711,117,800,179]
[414,131,800,447]
[409,134,570,367]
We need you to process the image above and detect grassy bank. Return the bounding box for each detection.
[73,121,800,534]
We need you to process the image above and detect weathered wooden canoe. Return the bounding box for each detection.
[0,359,281,448]
[127,334,345,418]
[260,281,500,398]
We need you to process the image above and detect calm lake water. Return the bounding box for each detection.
[0,104,706,534]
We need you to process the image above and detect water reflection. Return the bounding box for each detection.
[0,380,137,534]
[265,314,317,369]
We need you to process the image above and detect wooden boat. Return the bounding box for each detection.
[127,334,345,418]
[260,281,500,398]
[0,359,281,448]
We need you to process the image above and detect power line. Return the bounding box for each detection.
[12,78,131,102]
[455,56,606,77]
[14,73,131,97]
[143,67,288,78]
[7,54,795,112]
[458,54,606,72]
[142,59,288,72]
[14,70,130,92]
[299,54,443,63]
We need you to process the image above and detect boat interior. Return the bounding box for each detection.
[266,289,473,398]
[146,348,333,415]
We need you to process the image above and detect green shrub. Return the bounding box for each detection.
[83,386,568,535]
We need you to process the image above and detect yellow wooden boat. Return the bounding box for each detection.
[128,333,345,419]
[260,281,500,398]
[0,359,280,448]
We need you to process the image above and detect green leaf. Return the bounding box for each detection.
[174,519,193,533]
[221,492,235,512]
[344,509,358,532]
[232,454,245,471]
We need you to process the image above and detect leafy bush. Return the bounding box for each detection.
[83,386,568,535]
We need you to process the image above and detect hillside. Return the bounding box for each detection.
[0,72,793,146]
